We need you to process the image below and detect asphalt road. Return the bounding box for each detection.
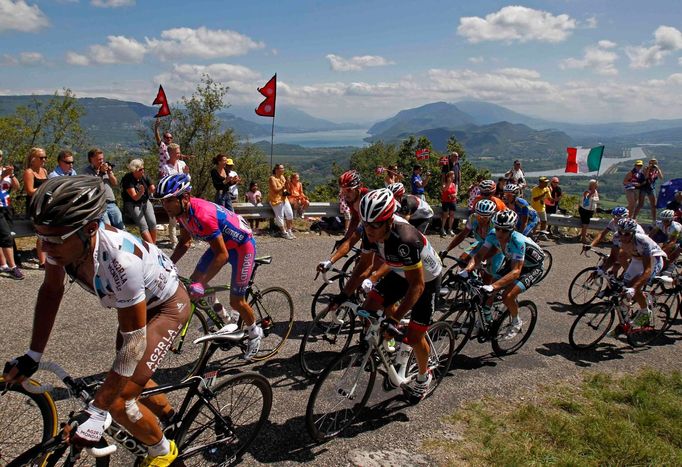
[2,232,680,466]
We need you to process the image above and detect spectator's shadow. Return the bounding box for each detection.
[547,301,583,315]
[536,341,626,367]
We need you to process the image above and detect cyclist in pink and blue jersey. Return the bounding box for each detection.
[155,174,263,360]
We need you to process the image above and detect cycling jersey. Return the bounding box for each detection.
[179,197,256,296]
[483,230,544,269]
[361,215,442,282]
[467,213,494,243]
[472,194,506,213]
[397,194,434,220]
[614,232,667,258]
[509,198,539,230]
[655,220,682,243]
[64,223,179,309]
[463,215,505,276]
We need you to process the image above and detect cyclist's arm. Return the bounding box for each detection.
[191,234,229,286]
[591,228,609,247]
[491,259,524,290]
[445,226,472,252]
[93,301,147,411]
[369,262,391,283]
[393,266,425,320]
[601,245,620,271]
[341,250,375,297]
[465,244,491,272]
[170,226,192,263]
[28,263,66,354]
[330,228,361,265]
[517,214,528,233]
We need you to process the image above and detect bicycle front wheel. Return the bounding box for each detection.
[300,303,357,378]
[568,267,603,307]
[174,372,272,466]
[310,274,344,320]
[249,287,294,361]
[154,308,210,385]
[491,300,538,356]
[627,302,671,348]
[568,302,615,350]
[537,249,552,283]
[1,379,57,465]
[306,345,376,443]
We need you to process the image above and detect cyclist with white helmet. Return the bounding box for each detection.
[155,174,264,361]
[3,176,189,466]
[586,206,643,277]
[331,188,443,402]
[649,209,681,276]
[463,209,545,338]
[387,182,434,234]
[503,183,539,236]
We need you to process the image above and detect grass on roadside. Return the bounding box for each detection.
[426,369,682,466]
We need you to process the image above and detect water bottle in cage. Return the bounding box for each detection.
[394,342,412,378]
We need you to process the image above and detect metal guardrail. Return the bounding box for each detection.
[10,201,610,238]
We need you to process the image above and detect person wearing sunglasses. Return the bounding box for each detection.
[48,149,77,178]
[329,188,443,403]
[23,147,49,268]
[3,176,189,466]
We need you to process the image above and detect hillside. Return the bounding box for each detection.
[367,102,474,137]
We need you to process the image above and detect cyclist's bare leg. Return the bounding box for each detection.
[137,379,174,420]
[109,380,164,445]
[406,329,429,374]
[230,294,256,326]
[501,284,522,319]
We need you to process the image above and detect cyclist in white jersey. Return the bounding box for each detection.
[586,206,643,277]
[649,209,682,258]
[2,177,188,467]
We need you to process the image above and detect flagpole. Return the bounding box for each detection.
[270,114,275,168]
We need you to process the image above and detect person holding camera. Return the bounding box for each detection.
[83,147,124,229]
[268,164,295,239]
[636,158,664,222]
[0,150,24,279]
[410,164,431,201]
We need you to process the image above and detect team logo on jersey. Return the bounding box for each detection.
[398,244,410,258]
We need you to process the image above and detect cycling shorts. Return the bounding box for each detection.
[522,219,538,236]
[196,237,256,296]
[623,256,664,285]
[372,271,441,327]
[494,263,544,292]
[118,283,191,387]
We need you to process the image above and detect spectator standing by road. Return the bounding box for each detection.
[245,181,263,231]
[440,170,458,237]
[154,118,173,175]
[531,176,552,233]
[83,148,124,230]
[268,164,295,239]
[578,179,599,244]
[504,160,527,193]
[636,158,664,222]
[287,172,310,218]
[383,164,403,186]
[23,147,48,268]
[210,154,237,212]
[159,143,189,247]
[410,164,431,200]
[121,159,156,244]
[0,151,24,279]
[623,160,645,218]
[440,151,461,189]
[48,150,77,178]
[545,176,563,236]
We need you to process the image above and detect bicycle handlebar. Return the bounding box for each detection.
[20,360,71,394]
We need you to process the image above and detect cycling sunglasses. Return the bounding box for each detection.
[364,220,387,230]
[36,225,83,245]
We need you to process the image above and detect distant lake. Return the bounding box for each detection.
[253,128,370,148]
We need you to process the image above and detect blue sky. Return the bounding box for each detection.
[3,0,682,124]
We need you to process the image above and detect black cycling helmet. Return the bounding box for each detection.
[30,176,107,227]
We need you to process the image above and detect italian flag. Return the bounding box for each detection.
[565,146,604,173]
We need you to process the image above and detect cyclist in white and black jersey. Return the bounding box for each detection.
[463,209,544,338]
[2,176,188,467]
[387,182,434,234]
[330,188,442,402]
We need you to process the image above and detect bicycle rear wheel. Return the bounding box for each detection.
[1,379,57,465]
[404,321,455,401]
[249,287,294,361]
[438,304,474,356]
[310,274,344,320]
[491,300,538,356]
[627,303,671,348]
[299,303,357,378]
[306,345,376,443]
[651,283,680,330]
[568,302,615,350]
[537,248,552,283]
[568,267,603,307]
[154,308,210,385]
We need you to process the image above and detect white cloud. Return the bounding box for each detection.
[326,54,395,72]
[66,51,90,66]
[584,16,598,29]
[0,0,49,33]
[146,27,264,60]
[88,35,146,64]
[153,63,262,100]
[560,41,619,75]
[626,25,682,68]
[91,0,135,7]
[468,56,485,64]
[457,6,576,44]
[2,51,45,66]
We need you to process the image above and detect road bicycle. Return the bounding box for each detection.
[527,231,553,283]
[158,255,294,383]
[438,272,538,357]
[567,247,610,307]
[568,276,671,349]
[305,309,455,442]
[2,330,272,466]
[650,261,681,329]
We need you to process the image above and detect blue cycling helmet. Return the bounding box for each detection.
[611,206,629,219]
[156,174,192,199]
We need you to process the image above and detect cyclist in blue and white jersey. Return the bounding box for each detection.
[503,183,539,236]
[3,176,187,466]
[463,210,544,338]
[586,206,644,277]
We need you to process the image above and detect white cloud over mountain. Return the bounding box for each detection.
[326,54,395,71]
[0,0,49,33]
[458,6,575,44]
[561,41,619,75]
[626,25,682,68]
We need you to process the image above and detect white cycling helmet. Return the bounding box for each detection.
[386,182,405,199]
[492,209,518,231]
[359,188,396,223]
[475,199,497,217]
[503,183,519,194]
[479,179,496,195]
[660,209,675,221]
[617,217,638,234]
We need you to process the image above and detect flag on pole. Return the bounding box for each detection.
[255,74,276,117]
[152,85,170,117]
[565,146,604,173]
[416,148,430,160]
